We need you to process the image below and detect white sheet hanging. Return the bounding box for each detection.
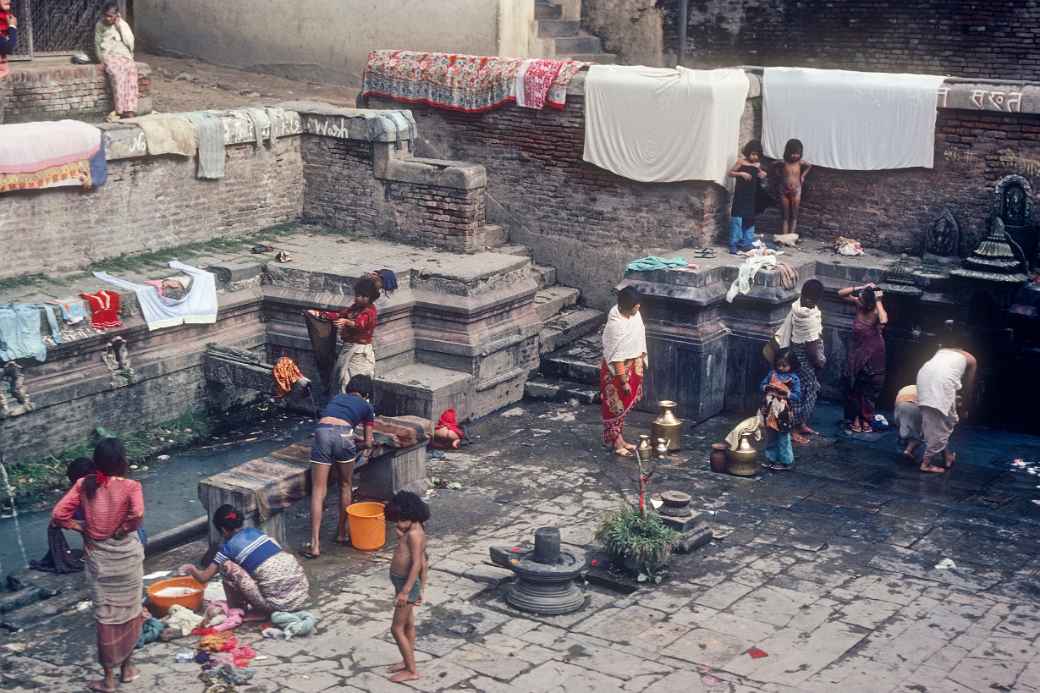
[762,67,947,171]
[94,261,218,331]
[583,66,749,185]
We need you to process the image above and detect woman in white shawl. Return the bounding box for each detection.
[600,287,648,456]
[774,279,825,444]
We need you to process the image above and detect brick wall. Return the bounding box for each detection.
[664,0,1040,81]
[5,62,152,123]
[301,137,487,252]
[750,107,1040,255]
[0,137,304,280]
[370,95,721,308]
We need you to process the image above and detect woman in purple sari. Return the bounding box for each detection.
[839,283,888,432]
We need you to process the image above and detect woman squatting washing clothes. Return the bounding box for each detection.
[600,287,648,457]
[52,439,145,693]
[180,505,309,617]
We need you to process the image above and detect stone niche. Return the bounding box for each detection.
[993,174,1037,268]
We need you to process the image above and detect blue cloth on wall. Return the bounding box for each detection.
[89,137,108,188]
[0,305,48,362]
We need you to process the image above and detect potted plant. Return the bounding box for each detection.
[595,506,679,581]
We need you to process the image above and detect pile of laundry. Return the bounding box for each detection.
[726,245,783,302]
[136,578,320,692]
[834,236,864,256]
[361,50,588,113]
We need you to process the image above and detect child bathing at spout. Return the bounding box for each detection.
[386,491,429,683]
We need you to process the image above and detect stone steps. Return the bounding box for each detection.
[538,307,605,355]
[540,335,601,384]
[524,376,600,404]
[482,224,509,249]
[495,244,533,258]
[533,264,557,289]
[534,0,615,65]
[537,19,581,37]
[375,363,473,422]
[534,285,580,321]
[557,52,617,65]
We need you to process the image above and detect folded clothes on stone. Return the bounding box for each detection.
[625,256,689,273]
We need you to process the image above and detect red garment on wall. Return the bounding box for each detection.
[80,290,122,329]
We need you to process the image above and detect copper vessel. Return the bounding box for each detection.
[651,401,682,452]
[726,432,760,477]
[709,443,729,473]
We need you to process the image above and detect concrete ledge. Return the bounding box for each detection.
[282,101,417,142]
[380,156,487,191]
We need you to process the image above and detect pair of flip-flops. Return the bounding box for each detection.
[691,247,717,259]
[299,538,350,559]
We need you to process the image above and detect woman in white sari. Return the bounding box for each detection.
[774,279,825,444]
[600,287,648,456]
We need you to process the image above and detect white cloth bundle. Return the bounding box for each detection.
[774,303,823,347]
[583,65,749,184]
[763,67,946,170]
[726,254,778,302]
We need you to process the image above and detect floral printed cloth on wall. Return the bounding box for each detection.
[361,50,588,113]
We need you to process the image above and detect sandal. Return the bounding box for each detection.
[298,544,319,559]
[613,448,634,458]
[691,247,717,259]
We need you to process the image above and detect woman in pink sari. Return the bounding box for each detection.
[600,287,648,456]
[94,2,137,119]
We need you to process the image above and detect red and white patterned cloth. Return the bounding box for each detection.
[515,59,565,110]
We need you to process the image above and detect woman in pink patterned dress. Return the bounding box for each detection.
[94,2,137,119]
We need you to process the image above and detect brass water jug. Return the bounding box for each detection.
[726,431,760,477]
[651,400,682,452]
[636,434,653,461]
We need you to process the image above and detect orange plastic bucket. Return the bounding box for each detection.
[147,576,204,616]
[346,501,386,550]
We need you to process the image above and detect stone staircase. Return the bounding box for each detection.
[535,0,617,64]
[374,224,604,423]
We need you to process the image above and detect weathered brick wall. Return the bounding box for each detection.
[301,137,487,252]
[664,0,1040,81]
[369,94,721,308]
[749,106,1040,255]
[0,137,303,279]
[4,62,152,123]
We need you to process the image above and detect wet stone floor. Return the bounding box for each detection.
[2,400,1040,692]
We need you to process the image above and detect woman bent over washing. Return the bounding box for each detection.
[52,439,145,693]
[301,374,375,558]
[181,505,309,617]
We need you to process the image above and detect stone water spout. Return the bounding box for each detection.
[489,527,586,615]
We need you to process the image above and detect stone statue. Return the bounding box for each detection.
[924,209,961,258]
[993,174,1037,267]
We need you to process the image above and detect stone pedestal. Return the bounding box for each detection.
[356,443,429,500]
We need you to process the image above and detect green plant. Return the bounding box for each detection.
[596,506,679,579]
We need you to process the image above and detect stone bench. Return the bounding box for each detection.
[197,416,431,546]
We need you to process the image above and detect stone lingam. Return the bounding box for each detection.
[489,527,586,615]
[657,490,714,553]
[951,217,1029,285]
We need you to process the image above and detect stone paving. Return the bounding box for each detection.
[2,400,1039,692]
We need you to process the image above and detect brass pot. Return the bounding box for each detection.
[636,434,653,461]
[654,438,669,459]
[651,400,683,452]
[726,432,760,477]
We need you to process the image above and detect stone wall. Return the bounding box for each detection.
[664,0,1040,81]
[368,85,723,309]
[581,0,664,67]
[301,138,488,253]
[0,136,304,280]
[4,62,152,123]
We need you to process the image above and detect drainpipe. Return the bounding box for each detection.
[678,0,688,67]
